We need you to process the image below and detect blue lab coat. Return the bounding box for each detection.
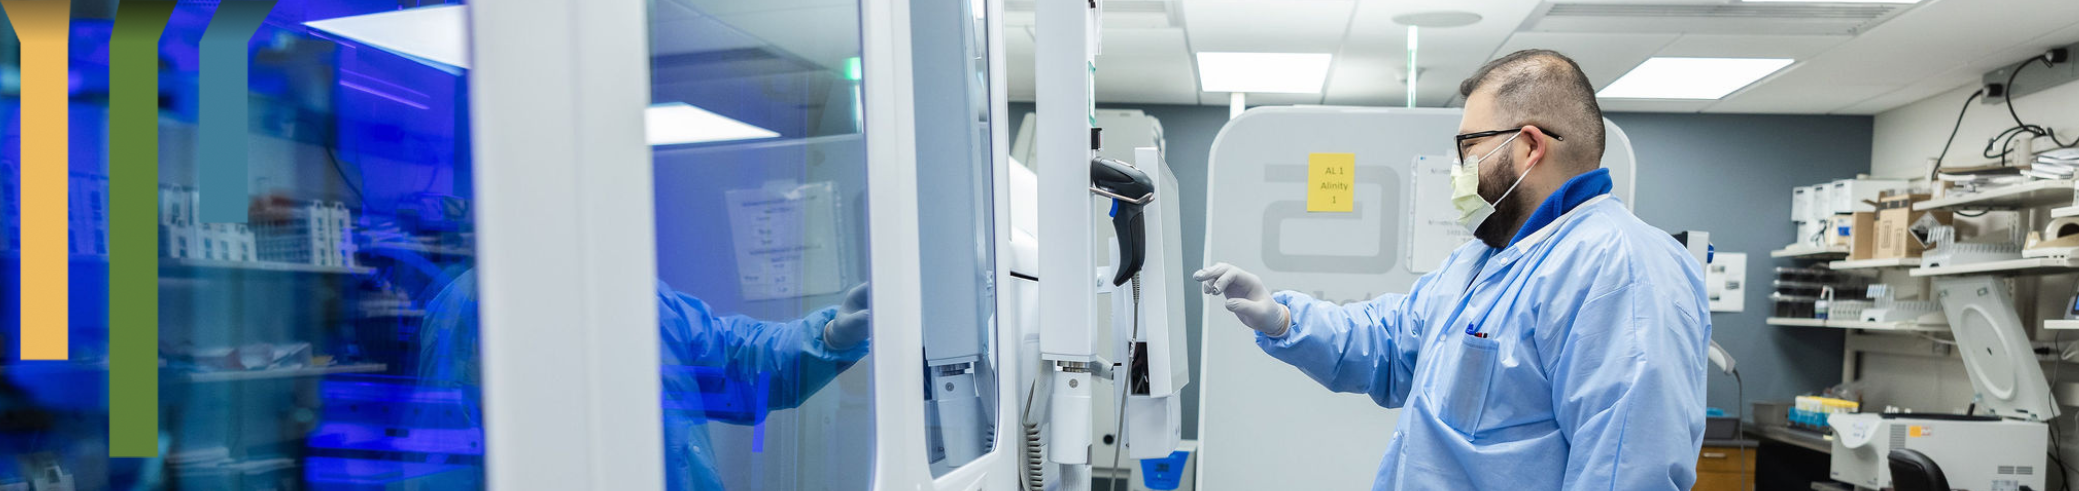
[417,270,868,490]
[1259,169,1710,491]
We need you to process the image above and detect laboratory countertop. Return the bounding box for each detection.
[1748,425,1832,454]
[1703,438,1758,449]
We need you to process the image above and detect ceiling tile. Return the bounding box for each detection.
[1322,54,1404,106]
[1180,0,1356,53]
[1720,6,2079,114]
[1654,34,1850,59]
[1832,72,1982,115]
[1598,99,1715,113]
[651,14,765,56]
[708,7,861,69]
[1100,27,1192,57]
[1096,29,1199,104]
[1495,32,1681,88]
[1329,0,1545,108]
[1753,0,2079,88]
[1702,83,1896,114]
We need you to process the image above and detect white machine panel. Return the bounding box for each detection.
[1196,106,1637,491]
[1830,414,2048,491]
[1934,276,2061,421]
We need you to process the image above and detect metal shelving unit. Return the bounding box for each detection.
[1766,317,1828,327]
[163,258,375,275]
[1907,257,2079,277]
[1771,244,1851,259]
[178,364,387,383]
[1827,257,1919,270]
[1914,179,2075,211]
[1766,317,1946,332]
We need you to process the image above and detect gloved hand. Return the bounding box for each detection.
[1193,263,1290,336]
[824,283,871,350]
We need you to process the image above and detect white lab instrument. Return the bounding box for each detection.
[1828,275,2056,490]
[1857,298,1945,324]
[1196,106,1638,491]
[2022,216,2079,258]
[1828,413,2048,491]
[1809,184,1832,224]
[1016,108,1175,471]
[1919,220,2024,268]
[1112,147,1191,462]
[1021,145,1190,490]
[1033,0,1103,474]
[1011,109,1167,175]
[1829,178,1907,215]
[861,0,1026,487]
[1792,186,1812,225]
[1934,277,2059,421]
[1020,1,1195,489]
[1126,440,1197,491]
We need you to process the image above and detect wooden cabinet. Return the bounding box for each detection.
[1695,445,1757,491]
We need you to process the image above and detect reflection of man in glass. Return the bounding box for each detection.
[417,270,870,490]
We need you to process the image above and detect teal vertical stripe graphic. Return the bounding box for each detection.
[197,0,277,223]
[110,0,177,458]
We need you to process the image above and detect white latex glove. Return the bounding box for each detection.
[824,283,870,350]
[1193,263,1290,336]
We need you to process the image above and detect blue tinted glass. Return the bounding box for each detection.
[0,2,485,489]
[648,0,875,489]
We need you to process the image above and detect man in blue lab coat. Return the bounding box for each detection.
[1196,49,1710,490]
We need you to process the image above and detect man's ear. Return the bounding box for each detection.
[1519,125,1554,172]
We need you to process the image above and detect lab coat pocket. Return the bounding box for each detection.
[1439,335,1500,438]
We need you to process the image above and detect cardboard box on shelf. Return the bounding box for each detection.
[1827,214,1854,247]
[1873,194,1949,259]
[1849,212,1878,260]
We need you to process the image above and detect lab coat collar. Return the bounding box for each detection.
[1472,195,1614,286]
[1507,168,1613,247]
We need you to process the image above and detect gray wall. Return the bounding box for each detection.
[1008,104,1868,432]
[1607,112,1870,419]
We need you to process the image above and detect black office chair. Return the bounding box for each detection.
[1888,448,1951,491]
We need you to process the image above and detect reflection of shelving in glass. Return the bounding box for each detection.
[178,363,388,383]
[366,243,474,257]
[163,257,375,275]
[0,2,489,489]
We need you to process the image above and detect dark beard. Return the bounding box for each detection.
[1472,152,1532,249]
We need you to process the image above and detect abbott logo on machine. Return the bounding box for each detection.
[1259,162,1400,274]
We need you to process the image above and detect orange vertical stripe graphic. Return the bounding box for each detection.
[4,0,74,360]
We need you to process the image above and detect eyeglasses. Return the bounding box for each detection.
[1455,128,1563,164]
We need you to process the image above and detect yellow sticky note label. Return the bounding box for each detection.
[1308,153,1355,212]
[1910,426,1924,437]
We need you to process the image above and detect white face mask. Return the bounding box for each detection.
[1450,131,1535,234]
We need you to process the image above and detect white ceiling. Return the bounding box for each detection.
[1006,0,2079,115]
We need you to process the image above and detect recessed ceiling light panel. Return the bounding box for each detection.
[1196,52,1333,94]
[305,5,470,69]
[1596,57,1794,100]
[1392,11,1482,28]
[646,102,782,146]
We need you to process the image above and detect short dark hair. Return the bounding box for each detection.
[1458,49,1605,170]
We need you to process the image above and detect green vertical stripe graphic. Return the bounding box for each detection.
[109,0,176,458]
[197,0,276,223]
